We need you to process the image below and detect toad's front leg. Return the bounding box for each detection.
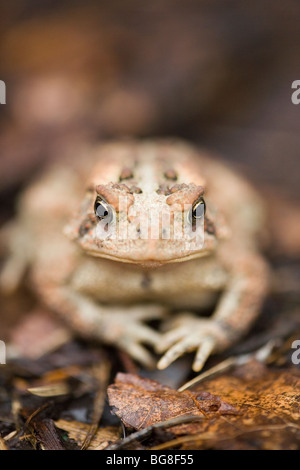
[157,251,269,371]
[38,284,168,368]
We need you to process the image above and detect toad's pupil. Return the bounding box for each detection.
[193,202,205,218]
[95,202,108,219]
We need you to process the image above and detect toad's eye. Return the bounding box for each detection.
[94,197,113,223]
[188,197,206,224]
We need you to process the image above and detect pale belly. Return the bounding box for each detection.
[70,255,228,310]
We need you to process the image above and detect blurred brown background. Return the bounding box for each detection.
[1,0,300,252]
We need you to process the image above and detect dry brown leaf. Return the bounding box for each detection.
[155,361,300,450]
[27,383,70,397]
[107,372,239,430]
[0,435,8,450]
[24,365,83,397]
[55,420,121,450]
[22,364,100,399]
[107,364,300,450]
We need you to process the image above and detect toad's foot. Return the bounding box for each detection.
[156,314,230,372]
[48,287,169,369]
[99,305,167,368]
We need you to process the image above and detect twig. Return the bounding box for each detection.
[178,358,236,392]
[178,340,276,392]
[105,415,204,450]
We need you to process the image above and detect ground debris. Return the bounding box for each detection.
[55,420,121,450]
[107,372,239,430]
[107,364,300,450]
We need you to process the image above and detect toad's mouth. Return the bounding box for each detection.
[82,248,211,267]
